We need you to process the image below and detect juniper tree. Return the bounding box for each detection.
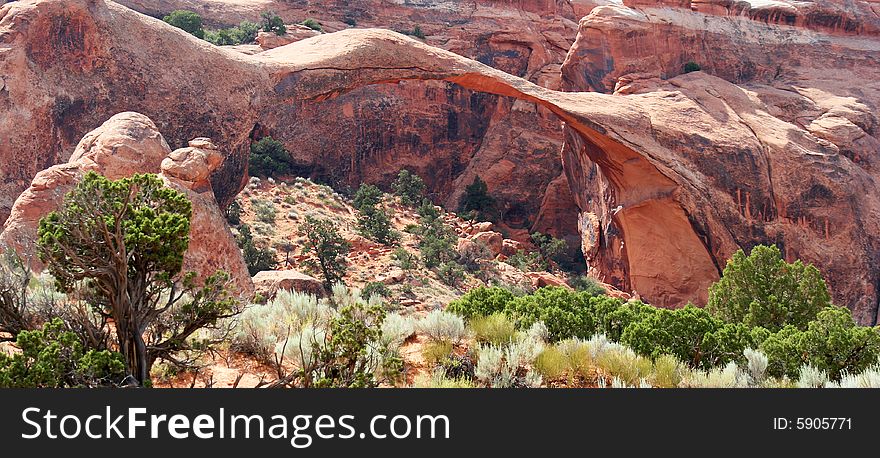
[37,172,238,386]
[391,169,426,206]
[299,216,351,290]
[707,244,831,331]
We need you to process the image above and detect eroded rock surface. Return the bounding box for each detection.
[0,112,253,297]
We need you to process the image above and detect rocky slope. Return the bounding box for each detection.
[1,0,878,324]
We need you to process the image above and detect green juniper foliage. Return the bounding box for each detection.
[0,318,125,388]
[391,169,426,206]
[205,21,260,46]
[707,244,830,331]
[352,183,383,212]
[458,175,495,221]
[163,10,205,39]
[301,18,323,32]
[237,224,277,275]
[300,216,351,290]
[37,172,238,386]
[249,137,293,178]
[261,11,287,36]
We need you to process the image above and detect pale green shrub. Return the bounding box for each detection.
[416,310,467,344]
[797,364,828,388]
[650,354,685,388]
[826,365,880,388]
[743,348,768,385]
[414,369,475,388]
[683,362,748,388]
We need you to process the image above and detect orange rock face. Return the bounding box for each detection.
[561,0,880,322]
[115,0,585,249]
[0,112,253,297]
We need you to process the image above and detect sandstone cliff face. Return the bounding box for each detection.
[0,112,254,296]
[560,0,880,323]
[116,0,586,249]
[1,0,879,324]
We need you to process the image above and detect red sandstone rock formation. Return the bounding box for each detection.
[115,0,585,251]
[561,0,880,323]
[0,112,253,296]
[1,0,879,325]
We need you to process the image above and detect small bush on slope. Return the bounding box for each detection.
[163,10,205,39]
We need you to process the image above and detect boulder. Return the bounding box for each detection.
[525,271,571,290]
[378,269,406,285]
[501,239,523,257]
[470,231,504,256]
[253,270,325,299]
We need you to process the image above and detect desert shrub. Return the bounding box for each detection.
[743,348,769,384]
[420,233,457,269]
[457,240,493,273]
[594,345,653,387]
[391,169,426,206]
[352,184,383,211]
[225,199,242,226]
[470,313,517,346]
[474,337,543,388]
[683,61,701,73]
[620,305,753,370]
[163,10,204,39]
[358,206,400,246]
[301,18,322,31]
[205,21,260,45]
[249,137,293,177]
[343,17,357,27]
[826,365,880,388]
[251,198,277,224]
[759,306,880,380]
[414,199,458,268]
[557,338,595,381]
[682,362,748,388]
[379,313,415,349]
[534,345,567,381]
[391,247,418,270]
[447,286,516,319]
[414,369,474,388]
[506,250,544,272]
[261,11,287,35]
[416,310,466,344]
[530,232,567,270]
[458,175,496,221]
[237,224,277,275]
[796,364,828,388]
[232,291,330,360]
[707,244,831,331]
[567,275,607,296]
[300,216,351,290]
[361,281,392,300]
[240,286,403,387]
[411,25,426,39]
[436,261,465,287]
[650,354,685,388]
[0,318,125,388]
[422,340,454,366]
[506,287,597,342]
